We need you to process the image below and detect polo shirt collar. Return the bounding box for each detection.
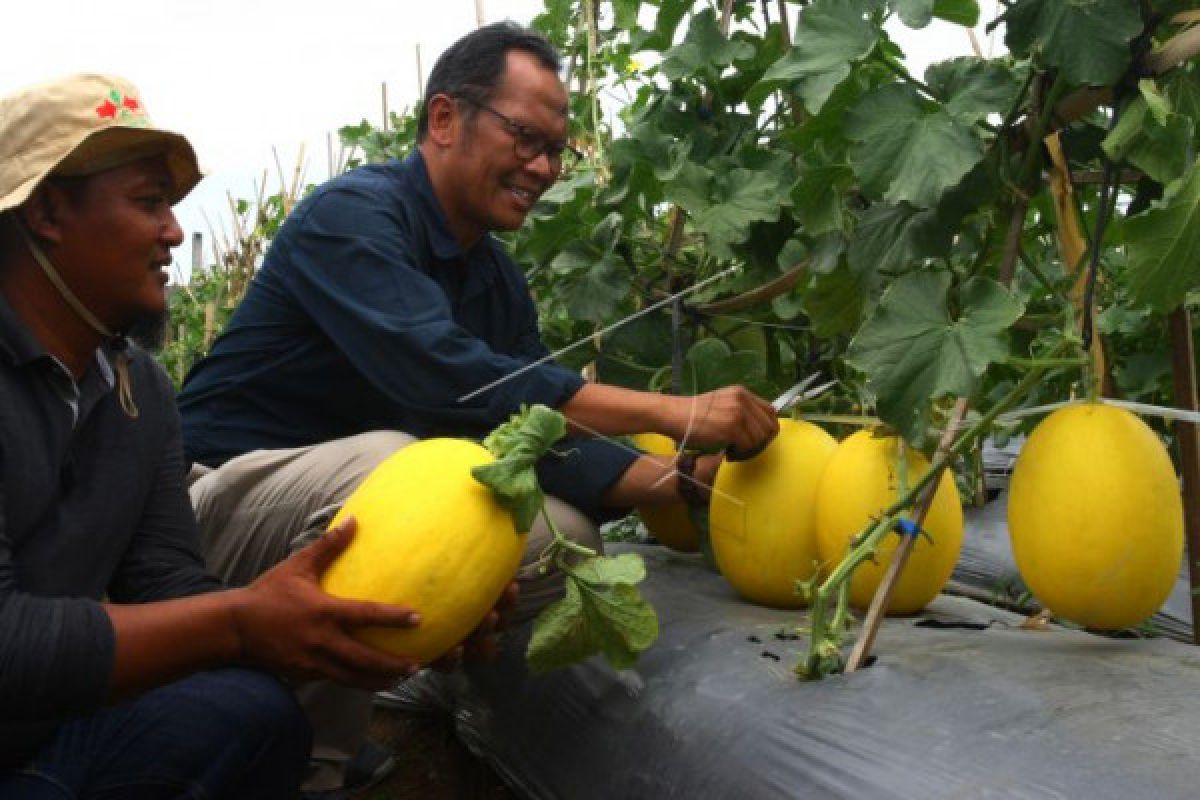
[0,287,117,393]
[406,150,469,262]
[403,150,501,301]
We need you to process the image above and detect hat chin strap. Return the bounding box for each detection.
[16,222,139,418]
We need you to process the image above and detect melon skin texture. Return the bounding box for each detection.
[815,430,964,614]
[710,419,838,608]
[631,432,700,552]
[320,438,524,663]
[1007,403,1183,630]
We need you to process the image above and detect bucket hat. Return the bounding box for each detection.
[0,73,201,212]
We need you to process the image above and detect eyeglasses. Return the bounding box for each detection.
[461,98,582,174]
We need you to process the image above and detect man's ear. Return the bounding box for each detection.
[18,184,69,246]
[425,93,461,147]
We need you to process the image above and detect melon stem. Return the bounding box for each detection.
[798,341,1075,679]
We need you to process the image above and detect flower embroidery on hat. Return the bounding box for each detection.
[95,89,147,126]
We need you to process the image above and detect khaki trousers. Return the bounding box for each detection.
[188,430,601,791]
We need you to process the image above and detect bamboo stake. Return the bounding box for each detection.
[1044,132,1112,395]
[381,82,390,132]
[475,0,485,27]
[416,44,425,100]
[1168,307,1200,645]
[203,302,217,350]
[776,0,792,46]
[845,398,971,672]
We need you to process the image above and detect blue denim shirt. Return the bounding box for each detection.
[180,152,637,519]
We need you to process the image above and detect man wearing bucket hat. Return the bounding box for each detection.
[0,74,429,798]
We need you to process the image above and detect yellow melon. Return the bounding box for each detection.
[815,430,963,614]
[709,419,838,608]
[321,438,524,663]
[1008,403,1183,630]
[631,432,700,552]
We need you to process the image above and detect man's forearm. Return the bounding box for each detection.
[558,383,666,438]
[104,590,246,702]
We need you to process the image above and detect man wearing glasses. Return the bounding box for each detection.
[178,22,776,797]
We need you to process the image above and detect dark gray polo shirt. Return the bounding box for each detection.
[0,291,221,768]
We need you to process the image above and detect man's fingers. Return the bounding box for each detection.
[329,597,422,630]
[325,633,420,682]
[295,516,357,578]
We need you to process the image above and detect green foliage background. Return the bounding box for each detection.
[166,0,1200,459]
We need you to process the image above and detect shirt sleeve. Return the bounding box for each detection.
[0,438,115,719]
[275,182,585,432]
[108,363,223,604]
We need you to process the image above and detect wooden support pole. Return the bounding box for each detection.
[845,398,970,672]
[416,44,425,100]
[1169,307,1200,645]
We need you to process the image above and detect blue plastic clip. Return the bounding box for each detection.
[894,518,921,538]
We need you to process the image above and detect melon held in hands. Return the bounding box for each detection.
[1007,403,1183,631]
[320,438,525,663]
[815,430,963,614]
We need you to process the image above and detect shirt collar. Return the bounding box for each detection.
[0,287,117,392]
[405,150,469,262]
[403,150,501,301]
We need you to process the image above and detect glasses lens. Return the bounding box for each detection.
[513,130,546,161]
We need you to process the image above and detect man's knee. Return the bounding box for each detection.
[183,668,311,797]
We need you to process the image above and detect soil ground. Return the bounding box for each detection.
[350,705,516,800]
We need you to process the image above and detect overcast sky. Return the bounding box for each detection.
[2,0,999,277]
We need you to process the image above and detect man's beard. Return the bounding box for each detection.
[125,308,170,352]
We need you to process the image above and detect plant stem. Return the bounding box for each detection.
[878,56,939,100]
[799,343,1073,678]
[538,499,600,570]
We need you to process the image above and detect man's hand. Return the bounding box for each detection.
[230,517,423,690]
[429,580,519,672]
[561,382,779,454]
[662,385,779,453]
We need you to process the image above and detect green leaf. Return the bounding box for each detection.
[1127,164,1200,312]
[846,273,1024,443]
[748,0,881,114]
[663,159,714,215]
[682,338,767,395]
[846,83,984,208]
[924,57,1021,122]
[631,0,690,52]
[847,201,956,278]
[551,241,632,323]
[1004,0,1140,87]
[613,0,641,30]
[1139,79,1171,126]
[473,405,568,532]
[891,0,934,28]
[661,8,756,81]
[793,156,854,235]
[802,266,869,337]
[1103,95,1194,185]
[571,551,648,585]
[692,168,792,260]
[526,555,659,674]
[932,0,979,26]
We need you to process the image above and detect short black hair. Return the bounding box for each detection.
[417,21,561,141]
